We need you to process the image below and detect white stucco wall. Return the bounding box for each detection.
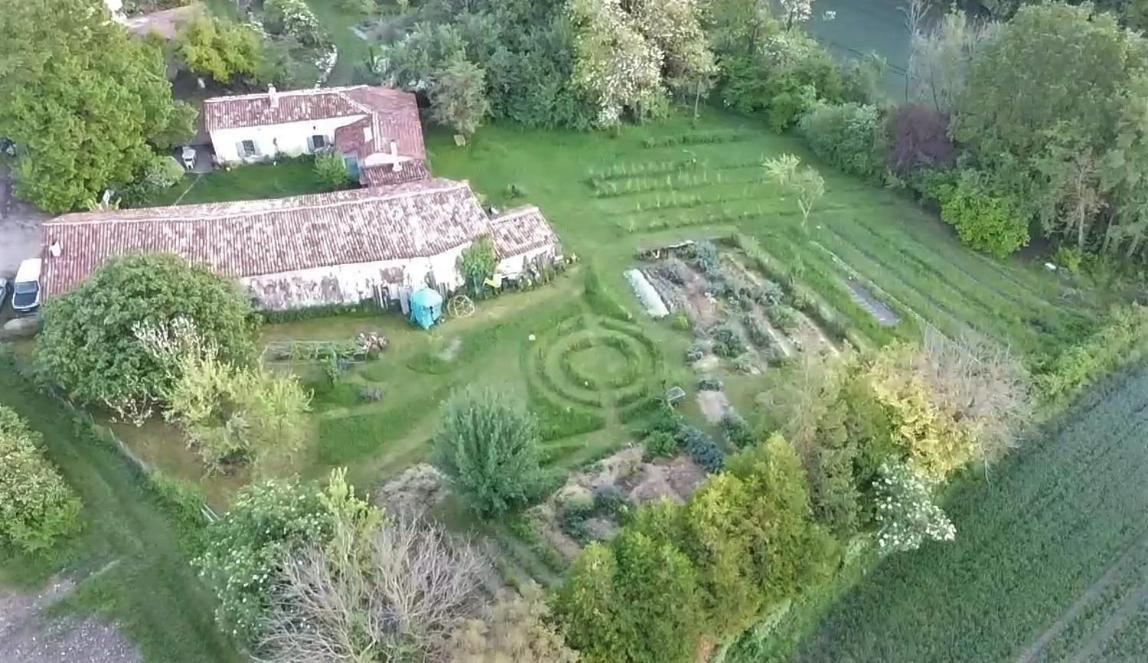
[242,244,472,310]
[496,245,557,279]
[211,115,366,164]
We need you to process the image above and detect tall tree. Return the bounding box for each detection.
[0,0,195,212]
[906,8,997,114]
[430,58,492,141]
[953,4,1135,164]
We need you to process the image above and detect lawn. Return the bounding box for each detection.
[427,109,1099,360]
[142,157,329,208]
[0,356,240,662]
[750,366,1148,663]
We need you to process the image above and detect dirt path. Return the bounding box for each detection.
[0,577,140,663]
[1016,533,1148,663]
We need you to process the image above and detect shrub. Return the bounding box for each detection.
[1037,304,1148,405]
[553,532,705,663]
[262,0,325,47]
[685,342,706,362]
[37,254,257,418]
[711,325,746,358]
[196,477,335,645]
[798,102,885,180]
[645,430,678,457]
[697,376,724,391]
[432,388,545,518]
[935,169,1029,258]
[742,314,771,348]
[164,351,311,475]
[720,411,754,448]
[888,105,956,174]
[449,585,578,662]
[671,312,691,331]
[873,461,955,554]
[687,240,721,275]
[176,16,262,84]
[642,401,681,437]
[314,151,350,190]
[458,237,497,299]
[0,406,81,553]
[675,424,724,473]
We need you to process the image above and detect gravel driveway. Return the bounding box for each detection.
[0,578,140,663]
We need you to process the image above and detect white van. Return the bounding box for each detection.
[11,258,42,313]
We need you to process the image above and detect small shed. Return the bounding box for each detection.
[409,288,443,329]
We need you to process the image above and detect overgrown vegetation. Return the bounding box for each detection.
[0,405,81,553]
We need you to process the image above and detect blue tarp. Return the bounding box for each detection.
[409,287,444,329]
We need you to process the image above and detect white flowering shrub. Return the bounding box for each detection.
[263,0,324,47]
[195,478,335,647]
[874,461,956,554]
[775,0,813,27]
[569,0,666,127]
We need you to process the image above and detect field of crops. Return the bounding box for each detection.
[782,366,1148,662]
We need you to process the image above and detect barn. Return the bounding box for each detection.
[40,179,560,310]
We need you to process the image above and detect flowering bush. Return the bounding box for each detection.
[195,478,335,646]
[873,461,955,554]
[262,0,324,47]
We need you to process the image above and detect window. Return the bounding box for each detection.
[239,140,257,157]
[309,134,327,151]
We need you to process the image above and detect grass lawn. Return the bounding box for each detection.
[758,366,1148,662]
[427,109,1099,359]
[302,0,373,86]
[142,157,329,208]
[0,359,240,663]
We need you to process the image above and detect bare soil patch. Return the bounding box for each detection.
[0,578,139,663]
[696,389,730,424]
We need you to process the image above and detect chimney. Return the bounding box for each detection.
[390,141,401,172]
[268,85,278,109]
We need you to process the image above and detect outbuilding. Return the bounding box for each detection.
[41,179,560,311]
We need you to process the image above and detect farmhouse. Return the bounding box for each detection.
[202,85,428,187]
[40,179,559,310]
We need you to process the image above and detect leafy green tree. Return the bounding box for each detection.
[554,531,705,663]
[764,154,825,230]
[953,4,1135,164]
[798,102,885,180]
[163,350,311,475]
[37,254,258,418]
[0,0,195,212]
[176,16,263,84]
[195,477,335,646]
[313,152,350,190]
[0,406,82,553]
[430,58,492,141]
[935,169,1028,258]
[432,388,545,518]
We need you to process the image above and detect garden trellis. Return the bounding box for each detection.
[261,332,388,365]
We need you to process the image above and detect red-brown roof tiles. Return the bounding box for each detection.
[203,85,426,161]
[42,182,561,299]
[41,180,497,298]
[489,207,560,257]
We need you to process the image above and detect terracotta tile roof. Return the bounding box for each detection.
[360,160,430,187]
[41,179,501,298]
[203,85,426,161]
[489,206,560,257]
